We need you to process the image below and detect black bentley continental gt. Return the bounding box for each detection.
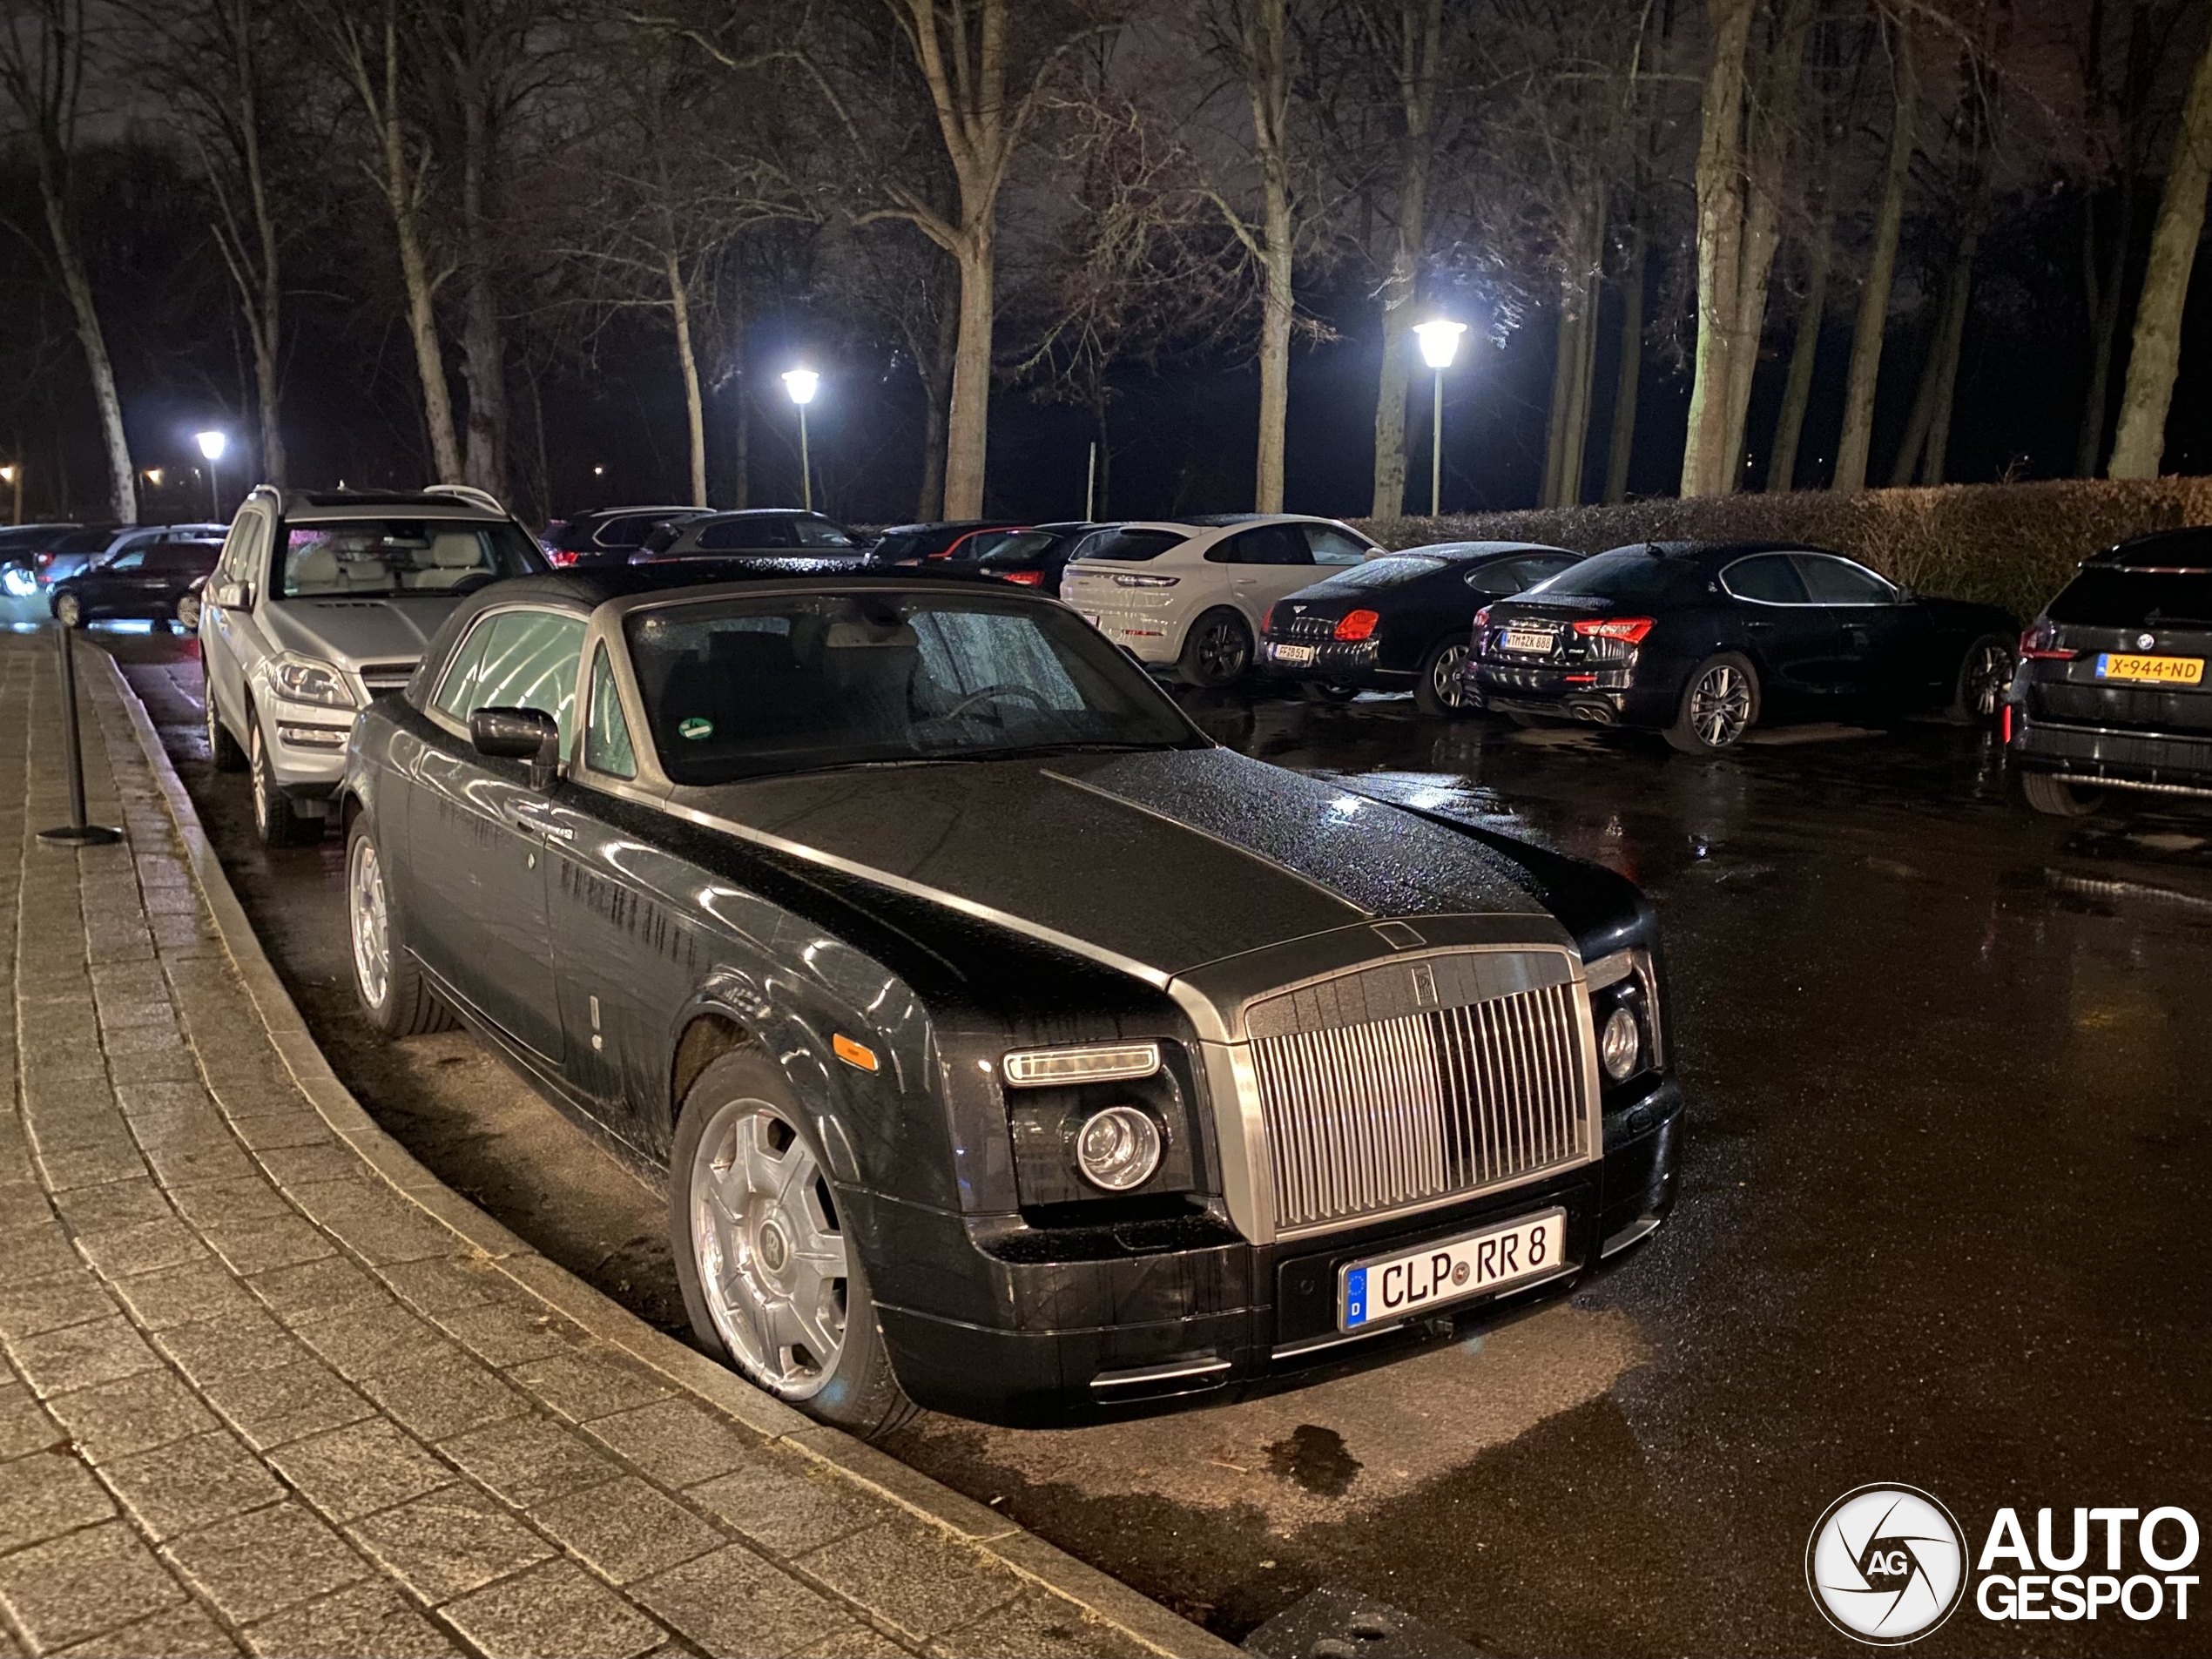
[341,570,1683,1429]
[1471,541,2017,753]
[1260,541,1581,714]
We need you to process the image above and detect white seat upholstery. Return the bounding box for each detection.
[413,532,484,590]
[290,546,342,594]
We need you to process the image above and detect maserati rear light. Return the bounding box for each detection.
[1333,609,1380,642]
[1473,607,1490,630]
[995,569,1044,585]
[547,548,579,568]
[2019,623,2077,661]
[2002,704,2013,743]
[1572,617,1654,644]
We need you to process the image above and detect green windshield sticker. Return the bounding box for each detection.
[677,716,713,741]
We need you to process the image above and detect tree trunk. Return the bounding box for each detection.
[914,295,956,521]
[2108,25,2212,479]
[1680,0,1756,498]
[667,254,706,507]
[1890,228,1977,487]
[1541,260,1601,510]
[1541,295,1578,508]
[1766,216,1831,492]
[220,0,284,489]
[732,382,751,510]
[44,199,134,525]
[1369,0,1444,522]
[1603,218,1646,502]
[458,45,506,499]
[1831,24,1919,495]
[2075,185,2134,475]
[942,231,994,516]
[1721,170,1784,491]
[1255,166,1294,513]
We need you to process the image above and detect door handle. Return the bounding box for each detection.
[502,802,574,843]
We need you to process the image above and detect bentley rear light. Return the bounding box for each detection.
[2002,704,2013,743]
[1572,617,1655,644]
[1334,609,1381,642]
[1002,1042,1161,1087]
[1262,604,1276,634]
[995,570,1044,585]
[2019,623,2077,661]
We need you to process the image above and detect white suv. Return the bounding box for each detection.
[199,487,548,846]
[1059,516,1379,686]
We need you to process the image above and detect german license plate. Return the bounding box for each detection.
[1273,644,1316,665]
[1502,629,1554,654]
[2096,652,2203,685]
[1339,1208,1567,1331]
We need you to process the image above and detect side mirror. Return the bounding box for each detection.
[1894,584,1918,604]
[210,579,245,608]
[469,705,560,792]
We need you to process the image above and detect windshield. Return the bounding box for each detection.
[276,520,543,597]
[2049,569,2212,629]
[1076,528,1186,563]
[625,591,1199,785]
[1522,549,1685,604]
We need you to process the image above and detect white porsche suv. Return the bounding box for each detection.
[199,486,548,846]
[1058,515,1379,685]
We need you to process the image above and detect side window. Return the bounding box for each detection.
[218,511,266,587]
[584,644,637,779]
[1211,525,1310,566]
[1510,556,1579,590]
[700,517,794,551]
[1722,555,1811,605]
[432,610,588,745]
[105,550,148,571]
[594,515,655,549]
[1304,524,1372,566]
[1795,555,1894,605]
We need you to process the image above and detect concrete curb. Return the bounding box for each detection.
[104,653,1239,1659]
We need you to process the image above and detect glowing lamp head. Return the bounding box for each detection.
[143,469,164,487]
[782,368,819,407]
[0,465,15,484]
[194,430,226,462]
[1413,319,1467,370]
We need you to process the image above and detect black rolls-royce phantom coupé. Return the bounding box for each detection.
[340,570,1683,1430]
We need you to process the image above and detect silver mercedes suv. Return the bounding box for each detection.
[199,486,548,845]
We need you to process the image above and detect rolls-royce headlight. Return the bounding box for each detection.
[1600,1004,1641,1082]
[270,653,357,709]
[1075,1106,1163,1190]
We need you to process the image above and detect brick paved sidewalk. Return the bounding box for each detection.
[0,634,1232,1659]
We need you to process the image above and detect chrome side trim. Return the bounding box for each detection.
[2051,774,2212,801]
[1600,1214,1664,1258]
[2026,716,2212,746]
[1089,1356,1232,1392]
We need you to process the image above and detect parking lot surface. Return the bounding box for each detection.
[94,614,2212,1656]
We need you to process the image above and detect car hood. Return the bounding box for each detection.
[260,594,464,666]
[671,746,1552,981]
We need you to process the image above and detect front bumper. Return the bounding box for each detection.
[2010,709,2212,795]
[259,698,355,798]
[871,1077,1683,1426]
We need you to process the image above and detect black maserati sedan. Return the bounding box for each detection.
[2008,527,2212,815]
[1260,541,1581,714]
[340,570,1683,1430]
[1469,541,2017,753]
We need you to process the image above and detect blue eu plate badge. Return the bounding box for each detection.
[1344,1266,1369,1328]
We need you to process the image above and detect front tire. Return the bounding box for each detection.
[176,593,202,631]
[346,813,453,1035]
[671,1051,915,1438]
[1177,609,1253,688]
[206,690,246,772]
[249,713,320,846]
[1950,634,2013,723]
[54,593,84,630]
[1666,653,1760,753]
[1414,638,1474,718]
[2020,769,2102,818]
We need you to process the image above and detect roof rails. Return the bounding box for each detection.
[421,483,507,514]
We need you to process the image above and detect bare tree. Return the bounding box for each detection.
[2107,12,2212,478]
[1831,13,1919,495]
[0,0,136,520]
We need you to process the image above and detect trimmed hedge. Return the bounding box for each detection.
[1351,477,2212,622]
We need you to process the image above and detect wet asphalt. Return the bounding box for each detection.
[80,615,2212,1658]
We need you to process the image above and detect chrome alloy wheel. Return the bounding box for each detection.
[347,832,391,1012]
[689,1099,848,1399]
[1689,662,1754,748]
[54,593,80,628]
[1963,640,2011,718]
[1430,642,1470,708]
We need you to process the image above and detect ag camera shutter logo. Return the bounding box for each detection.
[1807,1485,1968,1645]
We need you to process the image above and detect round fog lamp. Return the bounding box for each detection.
[1600,1005,1641,1082]
[1075,1106,1163,1191]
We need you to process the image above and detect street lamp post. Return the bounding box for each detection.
[0,465,17,526]
[782,368,819,512]
[195,430,227,521]
[1411,320,1467,517]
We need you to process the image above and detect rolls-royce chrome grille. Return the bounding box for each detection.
[1248,975,1591,1233]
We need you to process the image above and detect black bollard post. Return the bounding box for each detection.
[37,618,123,847]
